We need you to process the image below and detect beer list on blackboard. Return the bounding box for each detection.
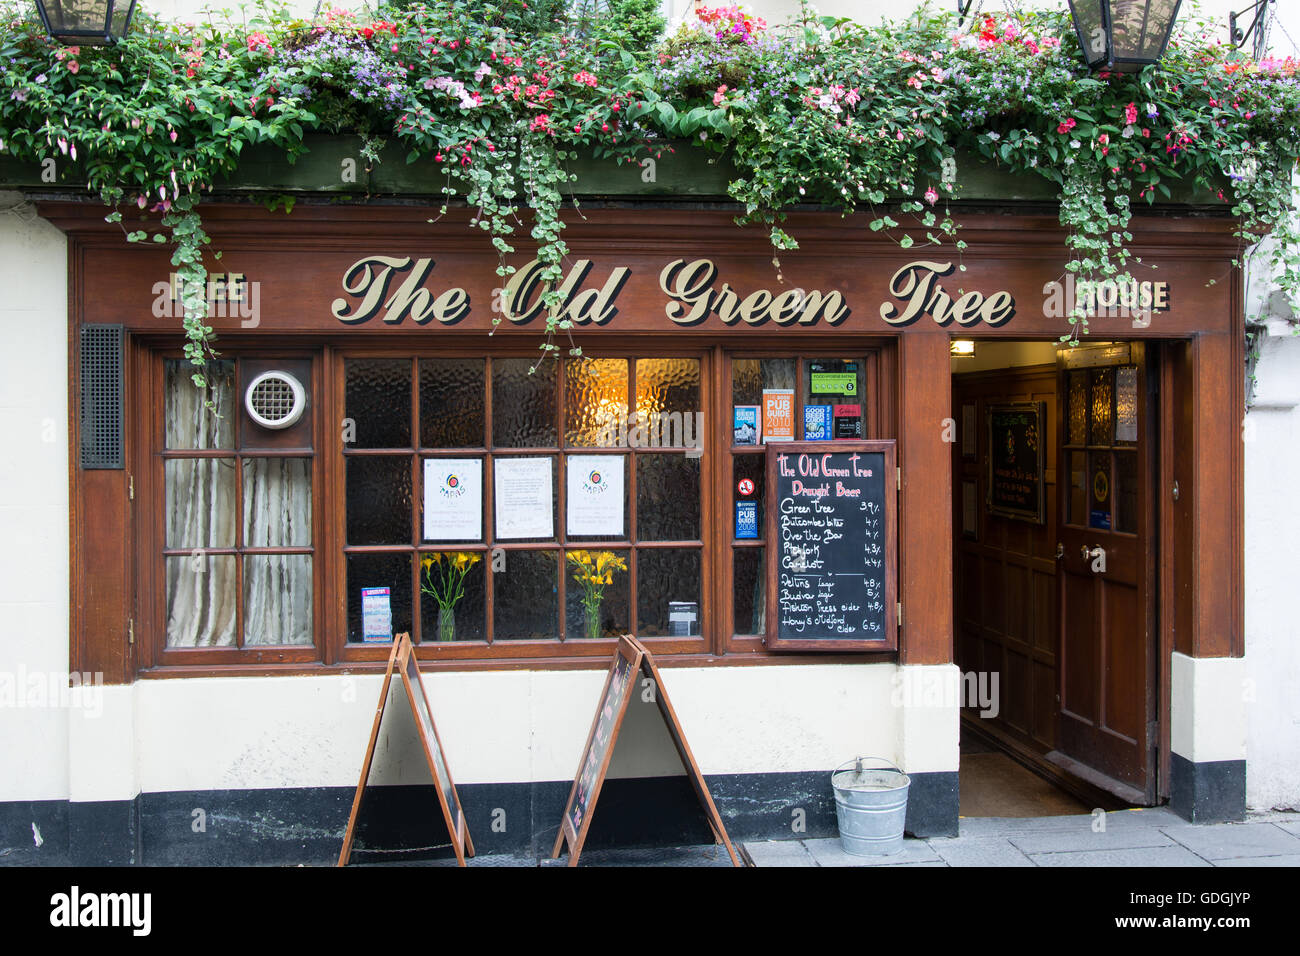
[775,450,888,641]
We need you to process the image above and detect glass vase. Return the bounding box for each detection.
[437,607,455,642]
[584,603,602,640]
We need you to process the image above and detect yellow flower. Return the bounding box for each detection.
[421,555,433,570]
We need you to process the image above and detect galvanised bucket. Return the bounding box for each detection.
[831,757,911,857]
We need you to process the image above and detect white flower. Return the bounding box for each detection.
[986,131,1001,141]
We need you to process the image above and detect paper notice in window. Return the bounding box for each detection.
[566,455,624,537]
[495,457,553,539]
[423,458,483,541]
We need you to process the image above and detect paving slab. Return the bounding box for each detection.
[1028,844,1211,867]
[803,837,943,867]
[931,838,1036,867]
[1009,826,1178,855]
[956,808,1183,838]
[1211,853,1300,867]
[1272,819,1300,839]
[742,840,818,867]
[540,844,739,867]
[1163,822,1300,861]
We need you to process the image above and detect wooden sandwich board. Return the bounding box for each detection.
[552,635,741,867]
[337,633,475,866]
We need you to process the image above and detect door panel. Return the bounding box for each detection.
[1056,344,1157,802]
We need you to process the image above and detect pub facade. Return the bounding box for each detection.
[0,139,1276,861]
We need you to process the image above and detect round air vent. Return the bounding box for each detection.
[244,370,307,430]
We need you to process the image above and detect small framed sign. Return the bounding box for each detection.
[987,403,1046,523]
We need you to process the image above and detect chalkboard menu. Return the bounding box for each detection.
[403,646,462,846]
[987,403,1046,523]
[764,441,897,651]
[553,636,740,866]
[338,635,474,866]
[567,645,635,839]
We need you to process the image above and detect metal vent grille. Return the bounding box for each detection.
[245,370,306,429]
[79,324,124,469]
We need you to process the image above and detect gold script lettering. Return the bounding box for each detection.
[332,255,470,325]
[880,261,1016,327]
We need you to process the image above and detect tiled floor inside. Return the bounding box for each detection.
[958,735,1093,818]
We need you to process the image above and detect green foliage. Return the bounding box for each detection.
[1,1,1298,374]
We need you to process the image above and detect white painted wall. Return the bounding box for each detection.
[104,663,943,798]
[0,192,71,803]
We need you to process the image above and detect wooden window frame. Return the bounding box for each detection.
[128,335,899,675]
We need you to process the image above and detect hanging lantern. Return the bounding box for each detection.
[1067,0,1183,72]
[33,0,137,46]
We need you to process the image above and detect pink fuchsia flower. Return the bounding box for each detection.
[1124,102,1138,125]
[924,187,939,205]
[1056,117,1077,134]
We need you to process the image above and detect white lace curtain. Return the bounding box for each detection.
[164,362,312,647]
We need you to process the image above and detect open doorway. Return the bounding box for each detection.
[951,339,1160,816]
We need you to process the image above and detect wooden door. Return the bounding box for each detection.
[1055,344,1157,804]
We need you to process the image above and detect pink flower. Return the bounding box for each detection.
[713,84,728,106]
[1124,102,1138,125]
[247,32,272,54]
[67,60,79,74]
[1056,117,1077,135]
[924,187,938,205]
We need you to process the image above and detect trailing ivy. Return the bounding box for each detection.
[0,0,1298,373]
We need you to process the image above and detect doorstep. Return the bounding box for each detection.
[742,809,1300,867]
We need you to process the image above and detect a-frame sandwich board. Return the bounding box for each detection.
[338,633,475,866]
[551,635,741,867]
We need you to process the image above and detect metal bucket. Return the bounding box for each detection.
[832,757,911,857]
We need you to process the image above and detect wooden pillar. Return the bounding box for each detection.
[898,333,953,665]
[1180,332,1244,659]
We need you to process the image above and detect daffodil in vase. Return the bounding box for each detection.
[567,550,628,640]
[420,552,481,642]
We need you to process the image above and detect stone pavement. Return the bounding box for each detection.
[742,807,1300,867]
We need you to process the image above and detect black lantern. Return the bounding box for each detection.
[1067,0,1182,72]
[34,0,137,45]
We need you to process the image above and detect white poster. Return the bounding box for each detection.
[423,458,482,541]
[495,457,553,539]
[566,455,624,537]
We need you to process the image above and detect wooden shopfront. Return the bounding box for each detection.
[50,200,1245,819]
